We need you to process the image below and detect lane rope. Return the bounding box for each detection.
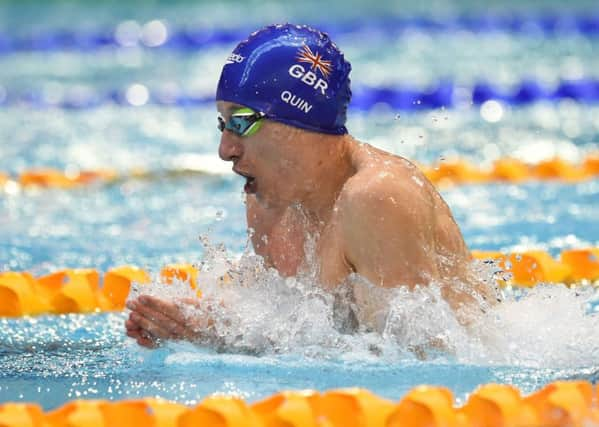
[0,381,597,427]
[1,11,598,55]
[2,155,598,192]
[0,248,598,317]
[1,78,599,110]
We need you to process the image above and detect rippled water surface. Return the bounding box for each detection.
[1,0,598,410]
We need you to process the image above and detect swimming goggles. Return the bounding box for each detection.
[217,107,265,137]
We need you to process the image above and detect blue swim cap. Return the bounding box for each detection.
[216,24,352,135]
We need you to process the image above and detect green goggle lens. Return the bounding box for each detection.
[217,108,265,137]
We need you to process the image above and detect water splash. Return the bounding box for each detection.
[464,284,599,368]
[130,238,599,370]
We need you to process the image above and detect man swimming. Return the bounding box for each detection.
[125,24,494,348]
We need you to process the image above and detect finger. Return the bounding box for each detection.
[137,336,158,348]
[130,312,172,340]
[127,327,159,348]
[140,330,160,348]
[129,307,191,341]
[126,328,157,347]
[125,299,139,311]
[130,302,184,335]
[125,318,141,331]
[139,295,188,324]
[126,329,143,339]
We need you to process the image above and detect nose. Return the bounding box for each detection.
[218,131,244,162]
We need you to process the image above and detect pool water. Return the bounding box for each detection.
[1,0,599,410]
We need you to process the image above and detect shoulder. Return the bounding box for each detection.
[333,150,439,285]
[337,151,434,222]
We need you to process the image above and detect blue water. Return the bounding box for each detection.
[1,0,599,411]
[1,309,598,409]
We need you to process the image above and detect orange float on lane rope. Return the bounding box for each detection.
[179,396,262,427]
[102,266,151,310]
[252,390,320,427]
[530,158,588,181]
[0,403,45,427]
[142,399,188,427]
[471,250,574,286]
[502,251,571,286]
[49,269,109,314]
[44,399,187,427]
[387,386,458,427]
[37,271,69,298]
[583,154,599,175]
[460,383,538,427]
[161,264,199,290]
[560,248,599,282]
[18,168,117,189]
[3,381,599,427]
[525,381,594,427]
[0,272,51,317]
[425,159,492,186]
[314,388,395,427]
[1,247,598,318]
[4,153,599,191]
[19,169,77,189]
[71,169,118,185]
[45,399,107,427]
[100,400,156,427]
[491,158,530,182]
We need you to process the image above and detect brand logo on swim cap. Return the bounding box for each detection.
[225,53,245,65]
[296,45,332,79]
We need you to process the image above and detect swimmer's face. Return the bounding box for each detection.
[217,101,313,206]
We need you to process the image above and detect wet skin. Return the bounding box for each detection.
[125,101,494,348]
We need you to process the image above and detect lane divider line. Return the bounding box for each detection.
[0,381,597,427]
[2,154,598,193]
[0,248,598,317]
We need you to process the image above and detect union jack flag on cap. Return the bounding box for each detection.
[297,45,333,79]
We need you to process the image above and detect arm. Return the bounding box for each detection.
[339,173,440,288]
[338,171,496,322]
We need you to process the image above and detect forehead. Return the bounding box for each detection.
[216,101,245,117]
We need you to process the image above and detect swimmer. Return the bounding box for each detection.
[125,24,495,348]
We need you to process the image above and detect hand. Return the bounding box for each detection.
[124,295,202,348]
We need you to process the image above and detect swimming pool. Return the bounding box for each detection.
[1,0,599,417]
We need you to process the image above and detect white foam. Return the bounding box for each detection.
[130,237,599,369]
[464,284,599,368]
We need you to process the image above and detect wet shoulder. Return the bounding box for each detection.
[339,143,433,209]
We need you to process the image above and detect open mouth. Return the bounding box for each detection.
[234,169,257,194]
